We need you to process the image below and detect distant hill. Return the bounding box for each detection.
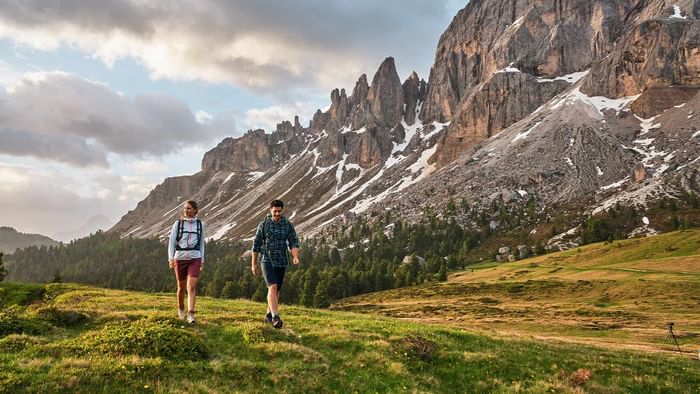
[0,226,59,255]
[52,214,113,242]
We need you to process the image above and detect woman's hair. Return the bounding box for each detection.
[181,200,199,218]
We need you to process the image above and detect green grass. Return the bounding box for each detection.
[334,230,700,364]
[0,282,45,306]
[0,282,699,393]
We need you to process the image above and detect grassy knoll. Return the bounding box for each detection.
[0,281,698,393]
[333,229,700,356]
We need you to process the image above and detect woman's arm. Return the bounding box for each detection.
[167,221,179,262]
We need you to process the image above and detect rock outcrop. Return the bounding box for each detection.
[582,4,700,98]
[422,0,652,166]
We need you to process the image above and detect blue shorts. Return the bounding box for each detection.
[261,262,286,289]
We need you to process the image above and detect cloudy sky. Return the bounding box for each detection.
[0,0,464,240]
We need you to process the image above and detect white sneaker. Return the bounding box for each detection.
[187,312,196,324]
[178,308,186,320]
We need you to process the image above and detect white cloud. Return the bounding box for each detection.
[0,159,164,237]
[195,110,214,124]
[125,159,167,174]
[243,102,319,131]
[0,1,460,95]
[0,71,236,166]
[0,162,114,234]
[0,59,24,86]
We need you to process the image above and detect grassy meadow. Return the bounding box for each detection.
[0,229,699,393]
[334,229,700,355]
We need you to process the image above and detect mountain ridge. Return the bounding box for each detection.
[110,0,700,246]
[0,226,59,254]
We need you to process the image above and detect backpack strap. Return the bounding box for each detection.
[194,219,202,250]
[176,219,184,242]
[175,219,202,251]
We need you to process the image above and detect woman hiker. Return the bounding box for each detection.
[168,200,205,324]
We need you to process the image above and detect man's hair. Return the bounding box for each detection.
[269,199,284,209]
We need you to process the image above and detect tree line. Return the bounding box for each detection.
[8,193,695,306]
[5,208,495,307]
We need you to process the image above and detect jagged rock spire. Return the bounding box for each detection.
[367,57,404,127]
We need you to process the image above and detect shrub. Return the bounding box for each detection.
[560,368,593,388]
[0,308,51,337]
[240,323,267,344]
[0,334,46,353]
[32,307,89,327]
[394,335,437,362]
[75,318,209,360]
[0,283,46,307]
[571,368,593,387]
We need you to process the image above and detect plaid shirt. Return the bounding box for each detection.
[252,215,300,267]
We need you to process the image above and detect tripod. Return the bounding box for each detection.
[665,322,682,354]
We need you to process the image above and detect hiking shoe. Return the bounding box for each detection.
[178,308,186,320]
[187,312,196,324]
[272,315,283,329]
[265,312,273,324]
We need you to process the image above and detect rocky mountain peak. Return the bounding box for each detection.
[367,57,404,127]
[113,0,700,245]
[349,74,370,104]
[328,87,349,131]
[402,70,426,125]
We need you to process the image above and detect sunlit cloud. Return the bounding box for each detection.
[0,71,236,167]
[0,0,457,95]
[243,102,319,131]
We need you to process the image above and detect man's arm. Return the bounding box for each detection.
[251,221,265,275]
[290,247,300,265]
[288,222,300,265]
[251,251,259,275]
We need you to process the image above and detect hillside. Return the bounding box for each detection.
[0,226,59,255]
[333,229,700,354]
[0,282,698,393]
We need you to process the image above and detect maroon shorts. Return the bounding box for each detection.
[175,259,202,281]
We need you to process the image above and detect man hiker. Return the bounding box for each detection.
[251,199,300,328]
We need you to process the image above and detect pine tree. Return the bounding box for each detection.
[460,198,469,213]
[671,216,680,230]
[52,270,62,283]
[328,247,341,264]
[221,281,237,299]
[313,279,331,308]
[394,270,405,288]
[0,253,6,282]
[299,268,318,307]
[252,282,267,302]
[535,241,546,255]
[438,263,448,282]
